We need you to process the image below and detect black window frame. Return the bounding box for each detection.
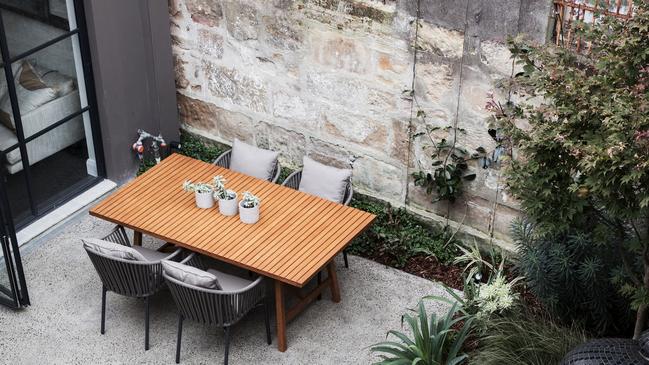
[0,0,105,228]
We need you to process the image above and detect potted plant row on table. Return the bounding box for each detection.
[182,176,261,224]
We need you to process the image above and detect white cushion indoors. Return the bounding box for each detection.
[298,156,352,203]
[229,139,279,180]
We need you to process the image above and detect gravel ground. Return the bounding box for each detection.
[0,212,452,365]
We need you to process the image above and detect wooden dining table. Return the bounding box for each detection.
[89,153,375,352]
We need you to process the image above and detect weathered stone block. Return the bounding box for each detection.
[480,40,514,76]
[307,0,396,24]
[417,22,465,60]
[305,72,368,109]
[399,0,468,32]
[310,33,370,74]
[202,61,268,113]
[322,111,388,152]
[307,137,356,169]
[223,1,259,41]
[173,54,189,89]
[185,0,222,27]
[198,29,224,58]
[263,15,302,50]
[354,155,406,202]
[256,121,307,167]
[272,91,320,130]
[390,119,409,162]
[177,93,255,142]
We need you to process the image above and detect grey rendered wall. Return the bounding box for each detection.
[83,0,179,183]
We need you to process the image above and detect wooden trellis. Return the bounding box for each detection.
[554,0,634,52]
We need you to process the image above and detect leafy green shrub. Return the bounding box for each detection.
[513,219,634,335]
[178,131,223,163]
[136,131,224,176]
[349,196,458,267]
[371,301,473,365]
[470,313,588,365]
[489,2,649,337]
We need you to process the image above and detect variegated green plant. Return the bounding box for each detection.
[182,180,214,194]
[240,191,260,208]
[371,301,473,365]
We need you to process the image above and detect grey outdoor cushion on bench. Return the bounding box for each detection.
[161,260,221,290]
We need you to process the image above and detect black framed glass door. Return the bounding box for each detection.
[0,0,104,229]
[0,151,28,308]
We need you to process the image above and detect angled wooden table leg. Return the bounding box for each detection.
[275,280,287,352]
[133,231,143,246]
[327,261,341,303]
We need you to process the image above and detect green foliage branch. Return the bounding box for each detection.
[491,1,649,338]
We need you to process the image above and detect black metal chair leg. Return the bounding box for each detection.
[144,296,150,351]
[263,301,271,345]
[176,314,183,364]
[223,327,231,365]
[343,250,349,268]
[101,285,107,334]
[317,271,322,300]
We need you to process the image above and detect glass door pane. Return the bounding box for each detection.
[0,0,101,225]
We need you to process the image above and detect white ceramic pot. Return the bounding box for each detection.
[239,201,260,224]
[218,191,239,216]
[194,190,214,209]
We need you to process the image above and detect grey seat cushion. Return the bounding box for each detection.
[207,268,253,291]
[82,238,146,261]
[162,260,221,289]
[298,156,352,203]
[229,139,279,180]
[132,246,170,262]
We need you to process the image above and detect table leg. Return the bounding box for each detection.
[275,280,287,352]
[327,261,341,303]
[133,231,142,246]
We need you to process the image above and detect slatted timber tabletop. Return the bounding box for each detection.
[90,153,376,287]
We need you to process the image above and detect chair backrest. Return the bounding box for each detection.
[84,247,164,297]
[283,170,353,205]
[163,271,264,327]
[214,149,281,183]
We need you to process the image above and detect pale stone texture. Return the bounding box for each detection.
[169,0,552,248]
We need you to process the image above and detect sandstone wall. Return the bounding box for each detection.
[169,0,553,248]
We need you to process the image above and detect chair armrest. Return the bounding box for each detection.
[163,248,184,262]
[213,149,231,168]
[180,252,207,270]
[282,170,302,190]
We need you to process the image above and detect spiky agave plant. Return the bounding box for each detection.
[371,301,473,365]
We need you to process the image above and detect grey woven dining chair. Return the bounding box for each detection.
[282,170,353,268]
[83,225,182,350]
[214,149,281,183]
[163,253,271,365]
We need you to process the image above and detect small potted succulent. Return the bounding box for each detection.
[239,191,261,224]
[182,180,215,209]
[213,175,238,216]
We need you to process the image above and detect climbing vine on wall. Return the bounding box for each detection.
[405,0,491,206]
